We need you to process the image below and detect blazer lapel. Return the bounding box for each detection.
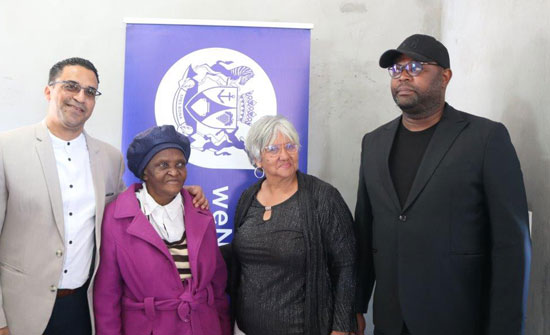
[402,105,469,211]
[377,117,402,211]
[85,133,105,246]
[34,123,65,241]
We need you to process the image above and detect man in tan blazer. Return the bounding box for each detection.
[0,58,208,335]
[0,58,125,334]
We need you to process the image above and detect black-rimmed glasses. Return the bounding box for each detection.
[49,80,102,98]
[388,61,438,79]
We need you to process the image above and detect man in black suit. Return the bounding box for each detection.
[354,34,531,335]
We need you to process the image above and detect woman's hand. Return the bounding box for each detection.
[183,185,209,210]
[0,326,9,335]
[328,313,365,335]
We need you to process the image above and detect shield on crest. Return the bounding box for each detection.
[185,86,238,129]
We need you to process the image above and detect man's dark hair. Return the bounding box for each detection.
[48,57,99,84]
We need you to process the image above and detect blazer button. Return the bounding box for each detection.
[56,250,63,257]
[50,285,57,292]
[399,215,407,222]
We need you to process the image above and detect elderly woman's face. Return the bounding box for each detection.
[143,148,187,205]
[257,132,299,181]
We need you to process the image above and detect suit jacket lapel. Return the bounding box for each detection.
[377,117,402,211]
[34,123,65,241]
[403,105,469,211]
[85,133,105,246]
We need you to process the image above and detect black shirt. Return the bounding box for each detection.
[389,121,437,208]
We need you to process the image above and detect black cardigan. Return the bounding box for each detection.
[223,171,357,334]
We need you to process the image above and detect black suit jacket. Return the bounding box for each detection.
[355,104,531,335]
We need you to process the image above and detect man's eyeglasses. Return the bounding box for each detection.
[49,80,102,98]
[388,61,438,79]
[263,142,299,156]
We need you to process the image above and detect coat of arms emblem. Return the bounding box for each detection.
[155,48,277,169]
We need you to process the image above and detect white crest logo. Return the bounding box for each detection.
[155,48,277,169]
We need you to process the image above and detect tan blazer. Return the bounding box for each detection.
[0,122,125,335]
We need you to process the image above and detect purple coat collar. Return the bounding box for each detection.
[112,183,212,288]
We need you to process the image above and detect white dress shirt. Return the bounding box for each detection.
[49,131,96,289]
[136,183,185,243]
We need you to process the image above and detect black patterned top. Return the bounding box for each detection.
[224,171,357,335]
[233,193,305,334]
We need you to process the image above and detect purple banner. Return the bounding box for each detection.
[122,22,311,244]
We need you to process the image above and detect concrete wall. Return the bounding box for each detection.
[442,1,550,334]
[0,0,547,333]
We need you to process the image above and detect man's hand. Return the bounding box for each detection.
[356,313,366,335]
[183,185,209,210]
[0,326,9,335]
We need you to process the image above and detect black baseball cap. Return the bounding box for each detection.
[379,34,450,69]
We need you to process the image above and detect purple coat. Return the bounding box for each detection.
[93,183,230,335]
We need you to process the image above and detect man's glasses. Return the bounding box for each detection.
[263,142,299,156]
[49,80,102,98]
[388,61,438,79]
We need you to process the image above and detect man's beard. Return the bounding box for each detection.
[391,81,443,119]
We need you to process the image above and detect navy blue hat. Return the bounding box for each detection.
[379,34,450,69]
[127,125,191,179]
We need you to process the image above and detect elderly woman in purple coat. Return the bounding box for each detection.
[93,125,230,335]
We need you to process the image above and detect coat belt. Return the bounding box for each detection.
[122,284,214,333]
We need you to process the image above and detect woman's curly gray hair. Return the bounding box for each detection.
[245,115,300,167]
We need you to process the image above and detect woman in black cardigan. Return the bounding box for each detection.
[223,115,356,335]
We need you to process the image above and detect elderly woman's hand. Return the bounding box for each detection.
[183,185,209,210]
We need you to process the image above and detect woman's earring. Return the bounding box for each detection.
[254,167,265,179]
